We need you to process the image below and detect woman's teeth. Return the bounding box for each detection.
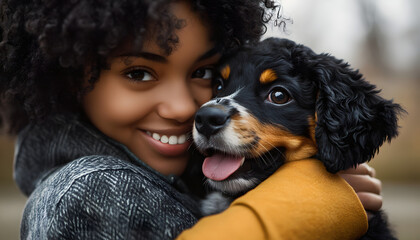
[146,131,187,145]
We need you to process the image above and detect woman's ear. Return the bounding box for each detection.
[308,53,404,173]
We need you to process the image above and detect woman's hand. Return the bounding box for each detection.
[338,163,383,213]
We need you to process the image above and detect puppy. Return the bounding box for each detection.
[193,38,401,239]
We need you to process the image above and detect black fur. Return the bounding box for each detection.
[219,37,403,173]
[291,47,402,173]
[194,37,402,239]
[361,212,397,240]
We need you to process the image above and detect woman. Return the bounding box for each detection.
[0,0,380,239]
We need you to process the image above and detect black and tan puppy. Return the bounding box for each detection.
[193,38,401,239]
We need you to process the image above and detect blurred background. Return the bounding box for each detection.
[1,0,419,239]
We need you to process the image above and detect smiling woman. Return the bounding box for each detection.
[83,3,220,175]
[0,0,382,239]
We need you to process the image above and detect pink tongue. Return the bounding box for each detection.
[202,154,244,181]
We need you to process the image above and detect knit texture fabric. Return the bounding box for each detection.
[14,115,201,239]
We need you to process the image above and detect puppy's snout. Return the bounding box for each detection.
[195,106,230,139]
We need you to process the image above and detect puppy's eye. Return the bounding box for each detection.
[267,87,291,104]
[212,78,224,95]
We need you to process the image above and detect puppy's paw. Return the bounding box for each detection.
[200,192,232,216]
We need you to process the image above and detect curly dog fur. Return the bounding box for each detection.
[193,37,402,239]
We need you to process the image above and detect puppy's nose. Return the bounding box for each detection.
[195,106,230,139]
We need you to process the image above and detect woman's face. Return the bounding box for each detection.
[83,1,220,176]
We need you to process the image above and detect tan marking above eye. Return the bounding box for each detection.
[221,65,230,80]
[259,69,277,84]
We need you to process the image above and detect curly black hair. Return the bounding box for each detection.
[0,0,285,134]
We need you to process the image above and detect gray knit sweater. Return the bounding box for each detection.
[14,114,202,239]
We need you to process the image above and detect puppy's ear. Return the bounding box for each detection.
[295,48,403,173]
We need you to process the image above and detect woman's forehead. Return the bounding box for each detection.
[109,38,165,58]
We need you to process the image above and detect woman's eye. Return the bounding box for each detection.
[192,68,213,79]
[267,87,292,105]
[124,69,155,82]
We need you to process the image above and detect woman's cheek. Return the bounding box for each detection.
[83,73,152,127]
[191,81,213,106]
[103,91,146,124]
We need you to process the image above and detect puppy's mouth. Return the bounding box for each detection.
[201,149,252,181]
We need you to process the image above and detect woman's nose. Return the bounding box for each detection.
[157,81,198,123]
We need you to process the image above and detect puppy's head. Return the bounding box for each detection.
[193,38,402,195]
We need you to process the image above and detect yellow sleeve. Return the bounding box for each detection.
[177,159,368,240]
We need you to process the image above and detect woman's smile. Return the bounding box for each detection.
[141,127,192,157]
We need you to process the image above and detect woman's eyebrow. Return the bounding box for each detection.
[118,52,168,63]
[117,47,219,63]
[197,47,219,62]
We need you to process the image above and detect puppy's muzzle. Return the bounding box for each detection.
[195,106,230,139]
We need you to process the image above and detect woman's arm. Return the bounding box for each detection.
[177,159,368,240]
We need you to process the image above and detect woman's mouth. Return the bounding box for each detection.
[141,130,192,157]
[146,131,187,145]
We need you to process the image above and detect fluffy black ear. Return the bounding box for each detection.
[295,48,403,173]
